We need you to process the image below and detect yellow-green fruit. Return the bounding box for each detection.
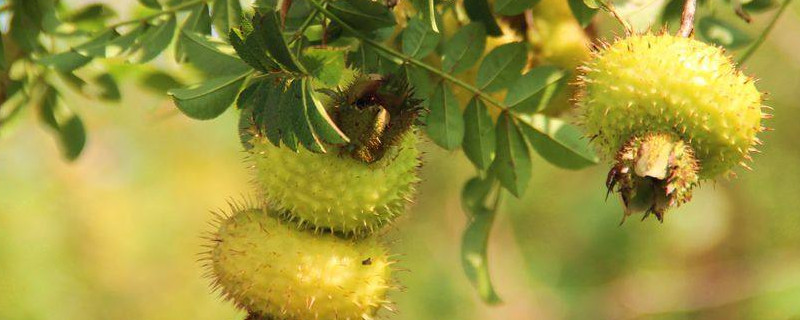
[578,34,765,219]
[208,207,392,320]
[250,132,420,235]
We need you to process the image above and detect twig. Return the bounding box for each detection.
[738,0,794,64]
[677,0,698,37]
[598,0,634,35]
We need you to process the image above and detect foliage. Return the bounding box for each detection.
[0,0,789,306]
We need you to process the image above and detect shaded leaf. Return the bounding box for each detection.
[477,42,527,92]
[461,176,502,304]
[698,16,752,49]
[37,86,86,161]
[442,23,486,74]
[568,0,598,27]
[176,3,213,63]
[229,27,280,72]
[491,113,531,196]
[463,98,496,170]
[461,176,495,213]
[90,73,121,101]
[504,66,565,112]
[59,115,86,161]
[303,79,349,144]
[139,70,184,93]
[403,64,433,100]
[36,29,118,71]
[0,36,5,70]
[62,3,116,24]
[169,71,249,120]
[286,80,325,152]
[255,12,305,73]
[495,0,539,15]
[327,0,396,31]
[402,17,441,58]
[518,114,598,170]
[211,0,242,36]
[178,30,250,76]
[94,24,147,58]
[139,0,162,9]
[464,0,503,36]
[128,15,177,63]
[426,82,464,150]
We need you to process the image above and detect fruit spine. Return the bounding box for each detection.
[577,33,766,220]
[203,205,393,320]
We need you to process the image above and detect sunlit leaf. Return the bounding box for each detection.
[442,23,486,74]
[176,4,212,63]
[285,80,325,153]
[505,66,565,112]
[303,79,349,144]
[518,114,599,170]
[426,82,465,150]
[491,112,531,196]
[463,98,496,170]
[139,0,162,9]
[169,71,249,120]
[477,42,527,92]
[402,17,441,59]
[36,29,118,71]
[302,48,346,87]
[255,11,305,73]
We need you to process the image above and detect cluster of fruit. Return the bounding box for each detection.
[203,74,423,320]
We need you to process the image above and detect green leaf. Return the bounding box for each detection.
[303,79,349,144]
[128,14,177,63]
[96,24,146,58]
[464,0,503,36]
[139,0,162,9]
[168,71,249,120]
[403,64,433,100]
[491,113,531,196]
[138,70,184,93]
[286,80,325,153]
[178,31,250,76]
[211,0,242,36]
[426,82,465,150]
[90,73,121,101]
[477,42,527,92]
[327,0,396,31]
[37,86,86,161]
[442,23,486,74]
[698,16,752,49]
[463,98,496,170]
[461,177,502,304]
[518,114,599,170]
[504,66,565,112]
[36,29,118,71]
[568,0,598,27]
[302,48,346,87]
[255,12,305,73]
[59,115,86,161]
[461,176,495,213]
[402,17,441,59]
[581,0,600,9]
[176,3,212,63]
[62,4,116,24]
[229,27,280,72]
[495,0,540,15]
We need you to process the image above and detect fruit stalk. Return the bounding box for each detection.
[677,0,698,37]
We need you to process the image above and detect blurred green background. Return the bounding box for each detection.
[2,1,800,319]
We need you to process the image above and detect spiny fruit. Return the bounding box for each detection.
[577,34,766,221]
[204,205,393,320]
[248,74,423,235]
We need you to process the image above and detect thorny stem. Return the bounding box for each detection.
[307,0,508,110]
[738,0,794,64]
[106,0,207,30]
[676,0,697,37]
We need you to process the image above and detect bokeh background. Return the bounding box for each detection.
[2,0,800,319]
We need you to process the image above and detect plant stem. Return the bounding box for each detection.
[289,9,321,45]
[106,0,207,29]
[677,0,697,37]
[307,0,508,111]
[738,0,794,64]
[598,0,633,35]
